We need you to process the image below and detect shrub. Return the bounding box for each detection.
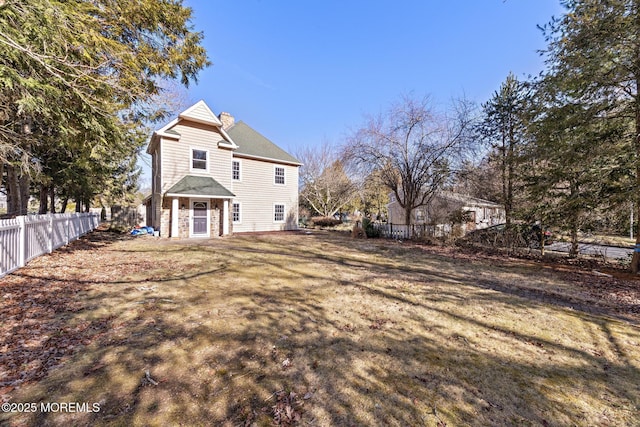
[362,218,380,238]
[310,216,342,227]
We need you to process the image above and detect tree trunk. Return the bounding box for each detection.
[569,224,579,258]
[501,134,509,227]
[631,9,640,273]
[632,73,640,272]
[60,196,69,213]
[18,173,29,215]
[49,186,56,213]
[39,184,48,214]
[5,165,28,216]
[632,171,640,272]
[631,198,640,274]
[506,125,515,227]
[404,205,413,238]
[569,180,579,258]
[6,165,19,217]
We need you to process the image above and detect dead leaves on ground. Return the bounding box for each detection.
[0,231,128,403]
[271,390,304,427]
[415,243,640,319]
[239,389,309,427]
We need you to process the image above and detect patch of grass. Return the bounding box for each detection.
[1,231,640,426]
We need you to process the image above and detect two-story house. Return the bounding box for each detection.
[145,100,300,238]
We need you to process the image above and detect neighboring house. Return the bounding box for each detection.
[0,193,6,211]
[387,191,505,233]
[146,100,301,238]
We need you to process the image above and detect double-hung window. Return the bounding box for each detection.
[274,166,285,185]
[232,202,241,223]
[192,149,207,171]
[274,204,285,222]
[232,160,241,181]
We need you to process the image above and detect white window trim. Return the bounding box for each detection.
[189,198,210,238]
[273,203,286,223]
[274,165,285,186]
[232,201,242,224]
[232,159,242,182]
[190,147,209,173]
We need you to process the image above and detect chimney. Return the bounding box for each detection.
[218,112,235,130]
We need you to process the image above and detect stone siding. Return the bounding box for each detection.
[160,196,232,238]
[210,200,221,238]
[178,197,190,238]
[161,197,171,237]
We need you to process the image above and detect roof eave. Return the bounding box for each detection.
[218,127,238,149]
[147,131,180,154]
[165,192,235,199]
[147,117,181,154]
[146,135,157,154]
[232,152,302,166]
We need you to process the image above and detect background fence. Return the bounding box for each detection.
[0,213,100,278]
[372,222,454,240]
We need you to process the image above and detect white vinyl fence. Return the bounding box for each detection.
[0,213,100,278]
[373,222,452,240]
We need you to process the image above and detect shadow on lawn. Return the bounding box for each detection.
[2,232,640,426]
[58,228,135,252]
[0,229,138,413]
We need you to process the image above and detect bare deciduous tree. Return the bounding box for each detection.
[345,94,476,234]
[296,141,357,218]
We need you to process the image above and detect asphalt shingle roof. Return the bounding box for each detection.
[165,175,235,198]
[227,121,301,165]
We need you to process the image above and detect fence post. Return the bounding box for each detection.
[65,215,70,245]
[17,216,25,268]
[48,214,54,253]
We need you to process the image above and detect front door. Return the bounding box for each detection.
[191,200,209,237]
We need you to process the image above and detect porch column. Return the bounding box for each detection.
[222,200,230,236]
[171,197,179,237]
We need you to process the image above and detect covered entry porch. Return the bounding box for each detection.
[161,175,235,238]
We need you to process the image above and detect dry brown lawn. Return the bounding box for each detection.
[1,230,639,426]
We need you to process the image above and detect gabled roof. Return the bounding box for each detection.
[152,118,181,141]
[227,121,301,165]
[147,101,238,154]
[438,192,502,208]
[165,175,235,199]
[179,100,223,126]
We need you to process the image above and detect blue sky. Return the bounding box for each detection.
[140,0,564,186]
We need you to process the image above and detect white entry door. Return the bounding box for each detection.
[191,200,210,237]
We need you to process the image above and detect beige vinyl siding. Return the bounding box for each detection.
[183,102,219,124]
[231,156,299,232]
[161,122,233,192]
[387,200,406,224]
